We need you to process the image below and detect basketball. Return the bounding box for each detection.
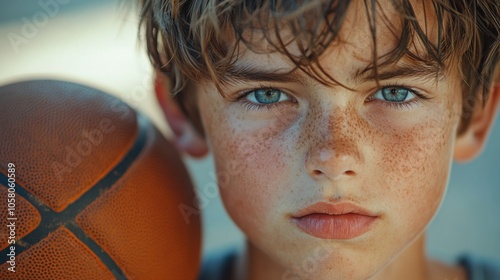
[0,80,201,279]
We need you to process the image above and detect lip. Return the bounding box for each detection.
[291,202,378,240]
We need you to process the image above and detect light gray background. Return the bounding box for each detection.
[1,0,499,267]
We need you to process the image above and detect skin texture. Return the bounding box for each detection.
[155,1,500,280]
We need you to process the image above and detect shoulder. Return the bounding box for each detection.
[458,254,500,280]
[198,246,239,280]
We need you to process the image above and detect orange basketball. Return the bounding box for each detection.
[0,80,201,279]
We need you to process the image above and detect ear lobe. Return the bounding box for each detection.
[454,82,500,162]
[154,73,209,158]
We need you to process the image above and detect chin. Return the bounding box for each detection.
[281,266,374,280]
[280,251,382,280]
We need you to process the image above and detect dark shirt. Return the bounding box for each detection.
[198,248,500,280]
[458,254,500,280]
[198,247,238,280]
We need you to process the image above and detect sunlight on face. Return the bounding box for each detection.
[196,1,462,279]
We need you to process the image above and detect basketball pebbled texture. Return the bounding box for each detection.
[0,80,201,279]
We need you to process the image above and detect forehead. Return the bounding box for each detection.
[224,0,441,85]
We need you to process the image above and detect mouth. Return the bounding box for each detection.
[291,202,378,240]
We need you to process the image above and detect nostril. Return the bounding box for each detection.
[312,169,354,177]
[313,170,323,176]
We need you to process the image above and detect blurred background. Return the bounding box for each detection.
[0,0,499,267]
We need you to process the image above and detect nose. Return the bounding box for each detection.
[305,107,364,181]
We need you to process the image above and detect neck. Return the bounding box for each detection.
[370,234,429,280]
[242,234,436,280]
[244,240,286,280]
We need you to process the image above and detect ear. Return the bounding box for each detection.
[154,72,209,158]
[454,80,500,162]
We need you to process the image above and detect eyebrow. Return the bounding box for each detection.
[352,64,444,84]
[223,64,304,84]
[222,62,443,86]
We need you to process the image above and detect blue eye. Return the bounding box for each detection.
[245,88,290,104]
[372,86,416,103]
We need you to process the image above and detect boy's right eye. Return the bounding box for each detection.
[245,88,291,104]
[235,88,294,111]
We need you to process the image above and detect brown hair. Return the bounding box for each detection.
[138,0,499,135]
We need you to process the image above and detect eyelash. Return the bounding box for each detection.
[233,84,430,111]
[240,101,281,111]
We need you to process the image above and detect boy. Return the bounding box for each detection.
[138,0,499,279]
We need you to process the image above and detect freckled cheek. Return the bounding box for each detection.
[213,132,289,235]
[377,119,455,231]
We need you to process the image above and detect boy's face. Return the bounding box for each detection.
[195,2,462,279]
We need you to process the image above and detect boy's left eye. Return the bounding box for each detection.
[245,88,290,104]
[371,87,417,103]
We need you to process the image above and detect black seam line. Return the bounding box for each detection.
[0,113,149,280]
